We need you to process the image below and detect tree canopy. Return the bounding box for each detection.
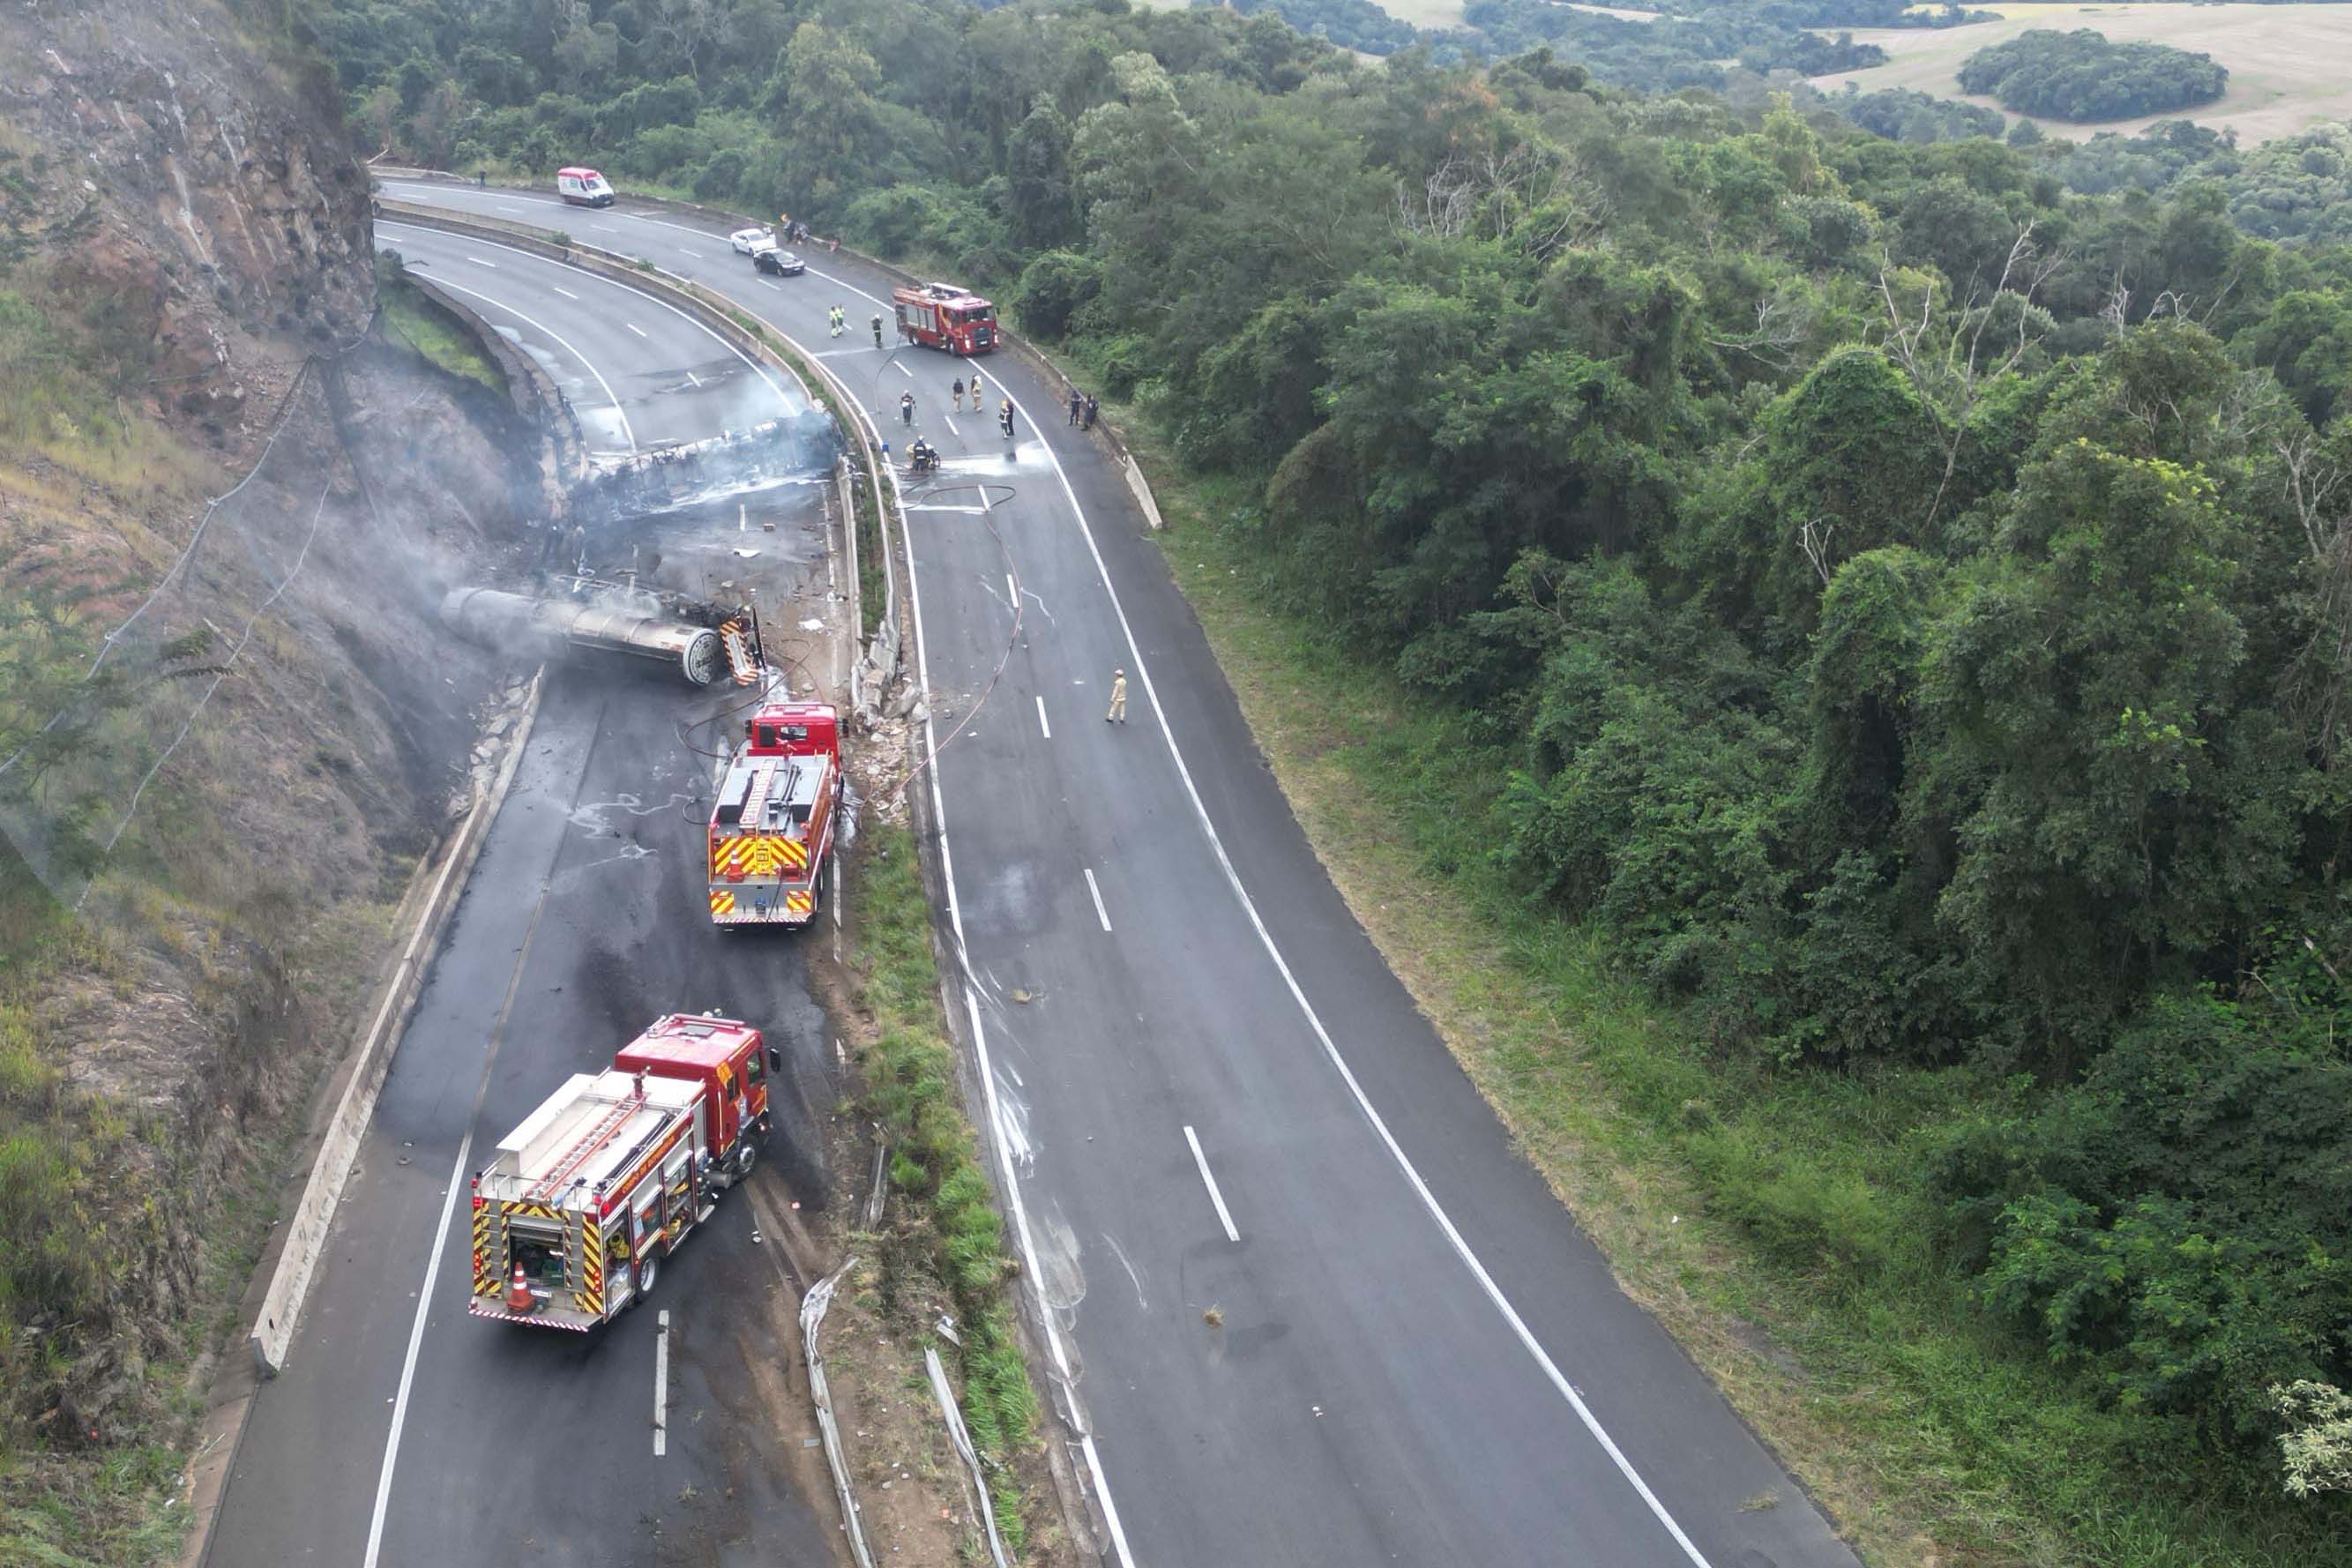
[1956,27,2229,123]
[315,0,2352,1528]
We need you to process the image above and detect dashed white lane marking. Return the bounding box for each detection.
[1183,1125,1242,1243]
[400,269,637,455]
[466,256,497,268]
[686,370,702,387]
[1085,868,1112,932]
[361,1131,474,1568]
[1005,573,1018,614]
[551,285,579,301]
[943,414,959,437]
[378,226,797,413]
[862,244,1714,1564]
[653,1309,670,1457]
[626,322,648,338]
[1035,695,1051,740]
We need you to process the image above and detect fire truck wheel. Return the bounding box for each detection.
[634,1254,660,1301]
[735,1141,759,1181]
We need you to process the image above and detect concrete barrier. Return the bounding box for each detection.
[247,669,543,1376]
[404,272,586,501]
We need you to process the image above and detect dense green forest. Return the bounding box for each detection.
[1957,28,2228,123]
[313,0,2352,1544]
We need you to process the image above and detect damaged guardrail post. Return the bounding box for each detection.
[803,1258,877,1568]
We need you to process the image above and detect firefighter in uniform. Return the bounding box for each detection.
[828,304,844,339]
[871,313,885,348]
[900,390,916,426]
[999,399,1016,440]
[952,377,966,412]
[1106,668,1127,724]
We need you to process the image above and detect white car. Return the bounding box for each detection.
[729,226,778,256]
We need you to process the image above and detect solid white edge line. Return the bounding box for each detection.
[406,269,638,456]
[653,1309,670,1457]
[377,223,793,414]
[1035,694,1051,740]
[940,326,1716,1568]
[1183,1125,1241,1243]
[1084,868,1112,933]
[360,1131,474,1568]
[433,197,1706,1565]
[870,334,1136,1566]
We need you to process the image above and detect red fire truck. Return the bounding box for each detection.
[892,280,997,355]
[708,701,841,928]
[470,1013,775,1330]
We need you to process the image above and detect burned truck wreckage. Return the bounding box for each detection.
[441,414,835,688]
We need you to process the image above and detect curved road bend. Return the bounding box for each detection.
[205,228,844,1568]
[382,180,1863,1568]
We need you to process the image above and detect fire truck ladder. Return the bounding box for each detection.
[736,764,773,830]
[524,1086,647,1204]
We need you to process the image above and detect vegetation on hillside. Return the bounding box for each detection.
[317,0,2352,1551]
[1957,28,2227,123]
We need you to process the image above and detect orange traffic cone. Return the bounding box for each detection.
[504,1262,535,1315]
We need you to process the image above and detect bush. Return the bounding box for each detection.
[1012,250,1104,343]
[1928,991,2352,1452]
[1957,30,2227,123]
[840,183,994,265]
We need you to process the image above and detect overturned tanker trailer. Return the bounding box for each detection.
[439,585,759,687]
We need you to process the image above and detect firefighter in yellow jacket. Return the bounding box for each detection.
[1105,668,1127,724]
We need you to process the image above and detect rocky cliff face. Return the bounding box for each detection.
[0,0,548,1525]
[4,0,372,429]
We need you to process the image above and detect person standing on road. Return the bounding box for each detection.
[1067,388,1083,426]
[1105,669,1127,724]
[900,391,916,426]
[1083,394,1099,431]
[1000,399,1016,440]
[871,313,885,348]
[829,305,844,339]
[952,376,966,412]
[969,369,984,407]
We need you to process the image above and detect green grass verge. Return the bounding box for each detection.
[1120,437,2345,1567]
[847,821,1038,1554]
[377,273,504,393]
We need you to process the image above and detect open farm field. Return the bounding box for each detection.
[1814,3,2352,143]
[1132,0,1474,30]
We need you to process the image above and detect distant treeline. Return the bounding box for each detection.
[1958,28,2228,122]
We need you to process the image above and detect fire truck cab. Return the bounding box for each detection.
[708,702,841,928]
[892,281,997,355]
[470,1014,776,1332]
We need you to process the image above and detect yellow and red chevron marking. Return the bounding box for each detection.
[578,1223,604,1318]
[471,1201,495,1294]
[785,889,814,919]
[501,1200,561,1221]
[710,888,735,917]
[710,833,807,878]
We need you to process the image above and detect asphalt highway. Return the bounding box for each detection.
[237,176,1867,1568]
[204,228,844,1567]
